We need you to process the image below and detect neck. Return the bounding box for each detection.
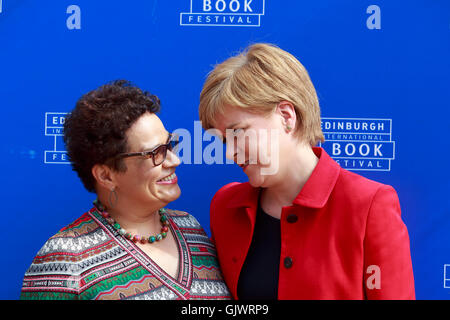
[261,144,318,217]
[97,191,165,235]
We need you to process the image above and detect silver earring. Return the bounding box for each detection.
[108,187,118,209]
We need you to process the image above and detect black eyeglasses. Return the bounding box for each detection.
[115,133,179,166]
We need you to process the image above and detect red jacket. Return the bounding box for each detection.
[210,147,415,300]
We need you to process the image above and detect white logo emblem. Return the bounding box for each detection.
[180,0,265,27]
[445,264,450,288]
[44,112,70,164]
[319,118,395,171]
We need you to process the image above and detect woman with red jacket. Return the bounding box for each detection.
[198,43,415,300]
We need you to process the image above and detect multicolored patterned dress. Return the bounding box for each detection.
[20,207,232,300]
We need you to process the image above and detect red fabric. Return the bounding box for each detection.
[210,147,415,300]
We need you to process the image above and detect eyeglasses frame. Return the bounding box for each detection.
[114,133,178,166]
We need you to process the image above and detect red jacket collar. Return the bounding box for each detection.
[226,182,260,209]
[292,147,340,208]
[226,147,340,209]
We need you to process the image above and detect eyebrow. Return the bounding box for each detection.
[221,123,248,143]
[226,122,241,130]
[138,131,170,152]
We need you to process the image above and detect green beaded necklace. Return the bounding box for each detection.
[93,199,170,244]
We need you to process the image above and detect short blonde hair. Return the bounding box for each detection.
[199,43,324,146]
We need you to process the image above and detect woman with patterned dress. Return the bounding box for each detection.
[20,80,231,300]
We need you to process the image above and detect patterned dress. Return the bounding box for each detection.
[20,207,231,300]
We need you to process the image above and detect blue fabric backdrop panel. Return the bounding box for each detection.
[0,0,449,299]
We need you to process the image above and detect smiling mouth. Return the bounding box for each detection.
[157,172,177,184]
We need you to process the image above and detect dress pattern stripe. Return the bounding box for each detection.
[20,207,231,300]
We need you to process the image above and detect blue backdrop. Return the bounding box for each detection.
[1,0,449,299]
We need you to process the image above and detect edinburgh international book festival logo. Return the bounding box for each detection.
[44,112,70,164]
[319,118,395,171]
[180,0,265,27]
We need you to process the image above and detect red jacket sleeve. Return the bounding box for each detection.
[363,185,415,299]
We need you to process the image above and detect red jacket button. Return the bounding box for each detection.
[284,257,293,268]
[287,214,298,223]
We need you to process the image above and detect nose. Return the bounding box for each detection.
[163,149,181,168]
[225,140,238,162]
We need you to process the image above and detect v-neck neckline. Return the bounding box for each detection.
[88,207,193,300]
[129,212,193,288]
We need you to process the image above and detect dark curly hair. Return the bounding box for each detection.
[63,80,161,193]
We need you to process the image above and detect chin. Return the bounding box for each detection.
[167,186,181,202]
[248,180,262,188]
[154,185,181,205]
[246,173,266,188]
[245,165,274,188]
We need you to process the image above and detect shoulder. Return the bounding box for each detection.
[21,210,106,298]
[165,208,213,244]
[165,208,205,230]
[338,167,396,196]
[164,208,190,218]
[56,211,99,237]
[335,168,400,214]
[30,210,102,263]
[338,167,383,189]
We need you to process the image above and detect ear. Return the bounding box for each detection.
[275,101,297,132]
[91,164,117,191]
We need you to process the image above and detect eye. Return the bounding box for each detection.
[143,151,154,159]
[230,128,244,138]
[232,128,245,139]
[223,128,245,144]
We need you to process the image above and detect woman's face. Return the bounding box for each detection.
[213,106,292,188]
[114,112,181,208]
